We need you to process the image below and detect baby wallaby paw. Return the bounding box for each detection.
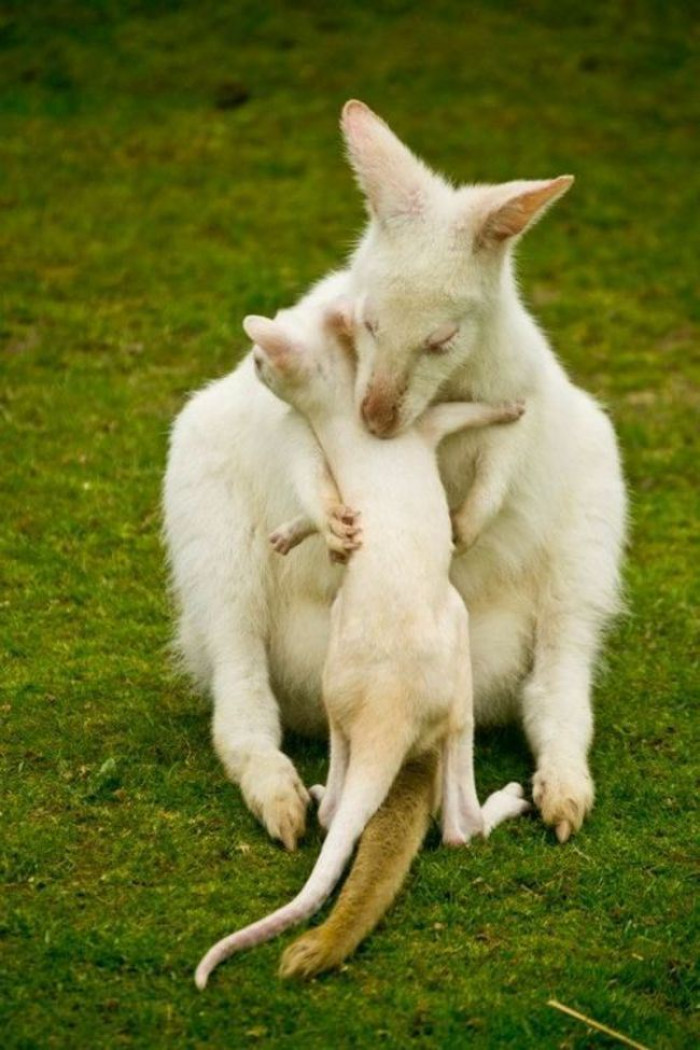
[481,781,531,837]
[269,524,298,556]
[495,399,526,424]
[324,504,362,562]
[240,752,310,851]
[532,762,594,843]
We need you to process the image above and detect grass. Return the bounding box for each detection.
[1,1,698,1047]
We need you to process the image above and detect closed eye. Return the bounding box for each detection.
[425,323,459,354]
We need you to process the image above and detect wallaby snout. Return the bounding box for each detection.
[360,381,404,437]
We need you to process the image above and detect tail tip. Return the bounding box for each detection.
[279,930,336,981]
[194,965,209,991]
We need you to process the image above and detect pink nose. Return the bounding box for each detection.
[361,392,399,437]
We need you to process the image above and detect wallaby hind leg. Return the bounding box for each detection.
[440,609,483,847]
[441,726,484,846]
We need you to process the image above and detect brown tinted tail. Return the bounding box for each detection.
[279,750,437,979]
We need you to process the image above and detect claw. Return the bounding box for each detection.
[532,763,593,842]
[555,820,572,844]
[280,820,298,852]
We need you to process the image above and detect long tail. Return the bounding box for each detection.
[194,726,410,989]
[279,749,437,979]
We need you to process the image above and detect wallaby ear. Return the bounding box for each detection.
[324,296,355,339]
[243,315,298,371]
[475,176,574,248]
[341,100,434,225]
[324,296,357,361]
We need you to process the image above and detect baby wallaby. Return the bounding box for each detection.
[194,300,528,989]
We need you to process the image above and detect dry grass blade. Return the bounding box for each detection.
[548,999,652,1050]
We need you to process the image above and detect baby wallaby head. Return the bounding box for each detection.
[244,299,357,420]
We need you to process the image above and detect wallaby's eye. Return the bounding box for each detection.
[425,323,459,354]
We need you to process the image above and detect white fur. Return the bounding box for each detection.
[193,305,527,987]
[163,102,626,847]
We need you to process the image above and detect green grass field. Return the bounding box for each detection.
[2,2,698,1047]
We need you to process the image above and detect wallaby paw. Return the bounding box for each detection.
[532,763,593,843]
[269,525,297,556]
[496,399,526,423]
[325,505,362,560]
[241,752,310,851]
[279,928,336,980]
[481,781,531,836]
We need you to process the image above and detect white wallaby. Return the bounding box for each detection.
[163,101,626,848]
[194,300,528,989]
[340,101,627,842]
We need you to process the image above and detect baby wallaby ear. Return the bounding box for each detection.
[341,100,435,226]
[243,315,298,372]
[324,296,355,339]
[475,176,574,249]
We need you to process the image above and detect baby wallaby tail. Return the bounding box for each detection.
[279,750,437,980]
[194,719,411,989]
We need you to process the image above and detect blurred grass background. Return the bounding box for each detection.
[1,2,698,1047]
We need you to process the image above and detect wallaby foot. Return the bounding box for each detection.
[482,781,531,836]
[532,762,593,842]
[240,751,310,850]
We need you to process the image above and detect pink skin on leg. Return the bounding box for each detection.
[441,731,530,845]
[441,731,484,846]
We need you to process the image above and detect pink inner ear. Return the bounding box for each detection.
[478,176,574,245]
[243,314,295,367]
[341,99,377,141]
[325,297,355,338]
[341,98,431,223]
